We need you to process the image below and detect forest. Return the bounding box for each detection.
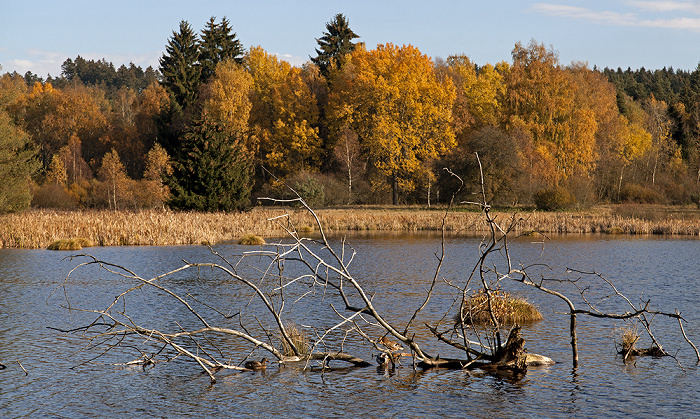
[2,14,700,213]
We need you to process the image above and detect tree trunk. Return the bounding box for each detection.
[392,173,399,205]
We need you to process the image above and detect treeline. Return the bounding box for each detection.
[2,14,700,213]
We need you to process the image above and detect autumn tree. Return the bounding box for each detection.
[311,13,360,78]
[167,114,252,212]
[46,154,67,185]
[246,47,323,179]
[504,41,599,190]
[98,148,130,210]
[333,126,363,203]
[199,16,245,82]
[593,89,651,200]
[329,43,456,204]
[642,95,676,185]
[16,81,109,172]
[201,59,252,139]
[0,73,28,115]
[139,143,172,208]
[443,55,508,139]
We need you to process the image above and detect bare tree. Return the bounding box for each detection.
[52,158,699,383]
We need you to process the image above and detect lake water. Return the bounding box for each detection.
[1,232,699,418]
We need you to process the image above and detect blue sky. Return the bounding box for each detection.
[2,0,700,78]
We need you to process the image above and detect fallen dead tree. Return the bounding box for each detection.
[51,160,700,383]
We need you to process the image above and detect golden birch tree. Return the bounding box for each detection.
[505,41,598,187]
[329,43,456,204]
[245,47,322,178]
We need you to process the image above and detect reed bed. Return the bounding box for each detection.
[1,205,699,249]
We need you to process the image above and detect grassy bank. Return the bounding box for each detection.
[1,204,699,249]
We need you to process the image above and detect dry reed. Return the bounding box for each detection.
[1,205,699,249]
[456,289,543,326]
[280,322,309,356]
[616,325,640,355]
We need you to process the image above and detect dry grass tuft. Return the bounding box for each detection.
[280,322,309,356]
[47,238,93,251]
[238,233,265,245]
[457,289,543,326]
[297,225,314,234]
[616,325,640,355]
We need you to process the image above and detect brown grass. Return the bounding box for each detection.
[616,325,640,355]
[1,204,699,249]
[280,322,309,356]
[238,233,265,245]
[47,238,93,250]
[456,289,543,326]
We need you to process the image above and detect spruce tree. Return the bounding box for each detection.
[166,115,252,212]
[159,20,202,110]
[199,16,245,83]
[311,14,359,77]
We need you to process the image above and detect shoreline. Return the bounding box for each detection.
[1,205,699,249]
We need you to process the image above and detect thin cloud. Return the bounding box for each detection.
[531,4,637,25]
[532,1,700,32]
[626,0,699,13]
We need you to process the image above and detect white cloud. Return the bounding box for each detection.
[2,50,64,77]
[532,1,700,32]
[273,53,307,67]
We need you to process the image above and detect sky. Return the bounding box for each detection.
[2,0,700,78]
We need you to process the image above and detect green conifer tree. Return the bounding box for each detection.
[159,20,201,110]
[199,16,245,83]
[166,115,252,212]
[311,14,359,78]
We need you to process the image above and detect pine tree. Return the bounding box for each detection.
[167,115,252,212]
[159,20,202,110]
[199,16,245,83]
[311,14,359,77]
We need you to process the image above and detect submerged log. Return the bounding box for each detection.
[417,326,533,372]
[620,346,666,358]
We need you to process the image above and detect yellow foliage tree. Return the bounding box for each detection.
[245,47,322,178]
[46,154,67,185]
[139,143,172,208]
[202,59,253,139]
[446,55,508,137]
[98,148,130,210]
[19,82,109,171]
[505,41,598,187]
[329,43,456,204]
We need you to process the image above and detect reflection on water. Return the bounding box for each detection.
[1,234,699,418]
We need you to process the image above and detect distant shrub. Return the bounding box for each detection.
[32,184,78,209]
[293,174,325,207]
[533,186,576,211]
[690,192,700,209]
[619,184,664,204]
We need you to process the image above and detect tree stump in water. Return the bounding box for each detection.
[417,326,528,373]
[484,325,528,373]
